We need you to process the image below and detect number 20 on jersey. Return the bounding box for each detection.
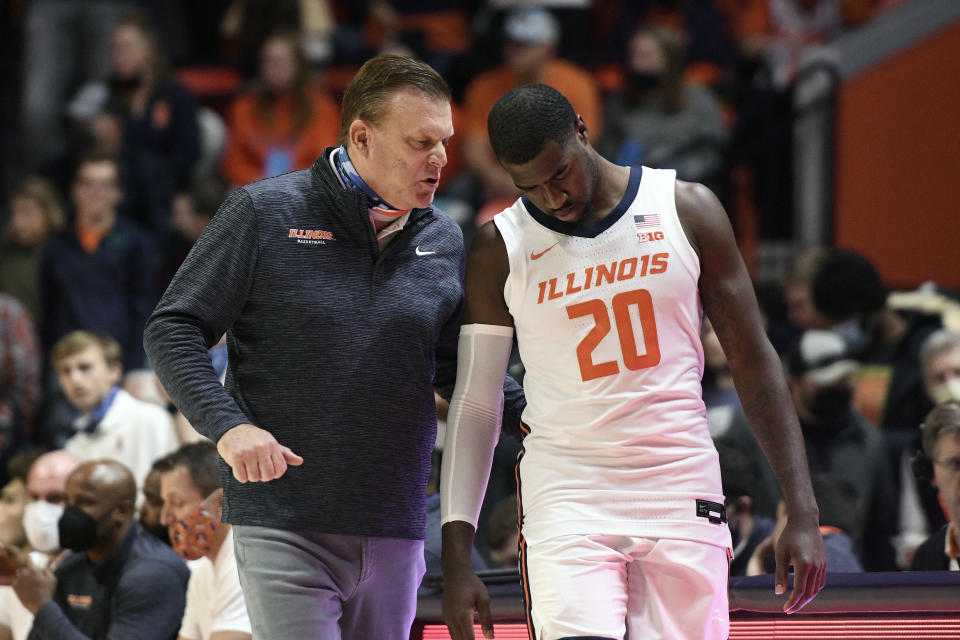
[566,288,661,381]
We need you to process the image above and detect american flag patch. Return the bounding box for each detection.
[633,214,660,230]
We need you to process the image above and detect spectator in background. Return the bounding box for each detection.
[786,329,897,570]
[0,178,65,324]
[782,246,830,332]
[483,494,518,570]
[41,153,156,373]
[0,296,42,462]
[157,181,222,297]
[53,331,179,491]
[223,31,340,188]
[911,401,960,571]
[701,317,741,437]
[811,249,939,477]
[74,12,199,235]
[749,472,864,575]
[0,450,80,640]
[139,465,170,546]
[19,0,134,174]
[157,442,251,640]
[600,26,729,191]
[715,439,777,576]
[0,452,41,550]
[922,330,960,405]
[459,7,601,210]
[8,460,189,640]
[896,329,960,567]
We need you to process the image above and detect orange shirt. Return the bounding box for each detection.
[460,58,603,144]
[223,88,341,187]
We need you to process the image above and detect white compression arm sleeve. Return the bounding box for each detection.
[440,323,516,529]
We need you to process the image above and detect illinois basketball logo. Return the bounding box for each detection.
[289,228,335,245]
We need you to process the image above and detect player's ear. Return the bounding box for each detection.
[575,115,589,142]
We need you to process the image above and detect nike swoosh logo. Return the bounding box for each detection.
[415,246,436,256]
[530,242,559,260]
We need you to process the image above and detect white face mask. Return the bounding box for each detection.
[22,501,64,553]
[933,378,960,405]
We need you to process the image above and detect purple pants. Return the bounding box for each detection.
[233,525,425,639]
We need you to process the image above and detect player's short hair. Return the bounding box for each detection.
[153,441,221,497]
[488,83,577,165]
[339,54,451,146]
[922,401,960,459]
[51,330,123,369]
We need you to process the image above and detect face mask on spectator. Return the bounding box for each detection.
[169,502,220,561]
[807,385,853,424]
[58,505,102,551]
[23,501,64,552]
[933,378,960,405]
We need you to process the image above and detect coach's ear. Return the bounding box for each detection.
[348,119,372,156]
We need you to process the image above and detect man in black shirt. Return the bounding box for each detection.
[11,459,189,640]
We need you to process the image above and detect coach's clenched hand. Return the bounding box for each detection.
[217,423,303,483]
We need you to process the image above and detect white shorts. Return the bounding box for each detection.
[520,533,730,640]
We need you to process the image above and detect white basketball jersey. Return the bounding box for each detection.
[495,167,731,549]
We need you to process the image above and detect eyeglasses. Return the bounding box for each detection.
[934,457,960,474]
[77,179,119,191]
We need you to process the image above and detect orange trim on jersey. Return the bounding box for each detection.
[515,447,536,640]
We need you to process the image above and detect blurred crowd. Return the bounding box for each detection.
[1,0,957,638]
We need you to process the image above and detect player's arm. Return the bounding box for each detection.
[441,221,513,640]
[676,180,826,614]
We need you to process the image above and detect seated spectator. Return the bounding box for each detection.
[0,177,65,324]
[0,450,80,640]
[0,295,42,461]
[701,318,741,437]
[72,12,199,235]
[156,442,251,640]
[897,329,960,566]
[459,7,601,207]
[786,329,897,570]
[781,246,830,333]
[157,180,222,297]
[910,401,960,571]
[484,494,518,570]
[41,153,157,372]
[714,439,776,576]
[811,249,940,489]
[223,31,340,188]
[139,465,170,546]
[0,451,42,550]
[52,331,179,491]
[7,460,189,639]
[599,26,729,190]
[748,471,864,575]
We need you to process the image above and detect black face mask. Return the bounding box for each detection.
[627,71,664,91]
[807,385,853,424]
[58,506,101,552]
[110,72,146,92]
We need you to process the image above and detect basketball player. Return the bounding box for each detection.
[440,84,826,640]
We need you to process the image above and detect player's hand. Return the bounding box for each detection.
[12,563,56,614]
[442,565,495,640]
[216,423,303,483]
[774,516,827,614]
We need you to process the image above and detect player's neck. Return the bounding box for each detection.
[590,159,631,221]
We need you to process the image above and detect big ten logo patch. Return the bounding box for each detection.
[637,230,664,244]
